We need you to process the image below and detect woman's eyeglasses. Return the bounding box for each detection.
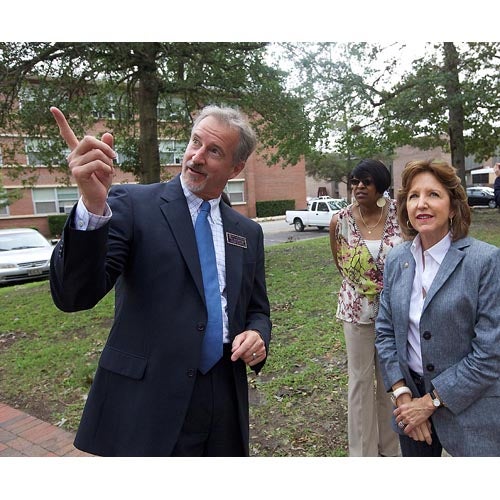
[350,178,373,187]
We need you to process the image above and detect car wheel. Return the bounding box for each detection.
[488,200,496,209]
[294,219,305,232]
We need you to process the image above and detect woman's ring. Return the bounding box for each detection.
[398,421,406,429]
[252,352,257,359]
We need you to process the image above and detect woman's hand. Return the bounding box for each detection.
[394,395,435,444]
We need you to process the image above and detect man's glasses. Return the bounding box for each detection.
[350,178,373,187]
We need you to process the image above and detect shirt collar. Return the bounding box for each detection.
[180,175,222,222]
[411,232,452,265]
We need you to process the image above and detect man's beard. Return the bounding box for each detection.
[181,161,206,194]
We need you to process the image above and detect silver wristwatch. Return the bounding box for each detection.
[430,389,443,408]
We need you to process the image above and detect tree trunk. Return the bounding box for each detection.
[137,65,160,184]
[443,42,466,186]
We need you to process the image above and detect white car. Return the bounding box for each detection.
[0,228,55,284]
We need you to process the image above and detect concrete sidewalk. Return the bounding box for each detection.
[0,402,92,457]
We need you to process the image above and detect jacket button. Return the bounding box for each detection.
[186,369,195,377]
[426,364,435,372]
[197,323,205,332]
[423,331,432,340]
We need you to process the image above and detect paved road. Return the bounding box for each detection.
[258,217,330,247]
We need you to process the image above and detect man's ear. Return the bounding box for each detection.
[229,161,245,179]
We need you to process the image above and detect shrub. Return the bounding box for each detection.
[256,199,295,218]
[47,214,68,237]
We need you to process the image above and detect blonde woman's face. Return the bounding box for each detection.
[406,172,454,249]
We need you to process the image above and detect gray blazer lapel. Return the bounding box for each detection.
[397,249,415,349]
[422,239,469,313]
[159,176,205,301]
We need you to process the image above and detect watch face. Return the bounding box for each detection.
[433,398,441,407]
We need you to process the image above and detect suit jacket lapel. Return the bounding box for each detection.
[159,176,205,301]
[220,202,244,327]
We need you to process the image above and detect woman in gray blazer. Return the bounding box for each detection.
[375,159,500,456]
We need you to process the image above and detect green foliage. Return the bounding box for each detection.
[47,214,68,237]
[284,42,500,182]
[0,42,314,185]
[0,172,22,207]
[256,199,295,218]
[305,151,353,185]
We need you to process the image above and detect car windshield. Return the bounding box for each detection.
[0,232,50,251]
[328,200,348,210]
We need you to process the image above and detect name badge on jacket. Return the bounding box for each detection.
[226,232,247,249]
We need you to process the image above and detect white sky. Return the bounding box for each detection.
[3,1,499,41]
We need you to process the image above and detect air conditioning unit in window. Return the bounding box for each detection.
[63,206,73,214]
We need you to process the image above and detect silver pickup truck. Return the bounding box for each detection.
[285,196,348,232]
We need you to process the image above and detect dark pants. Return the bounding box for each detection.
[399,369,443,457]
[171,344,244,457]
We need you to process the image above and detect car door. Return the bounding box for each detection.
[467,188,480,206]
[315,201,332,226]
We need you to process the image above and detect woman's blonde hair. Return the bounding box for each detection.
[397,159,471,241]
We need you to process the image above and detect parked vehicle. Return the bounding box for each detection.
[285,196,347,232]
[466,187,497,208]
[0,228,55,284]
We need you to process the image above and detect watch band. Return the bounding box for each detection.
[430,389,443,408]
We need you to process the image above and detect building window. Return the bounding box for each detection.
[224,179,245,204]
[25,138,68,167]
[90,94,118,120]
[157,97,185,121]
[159,140,186,165]
[0,175,11,216]
[32,187,80,214]
[472,173,489,184]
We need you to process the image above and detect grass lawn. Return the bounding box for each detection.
[0,208,498,456]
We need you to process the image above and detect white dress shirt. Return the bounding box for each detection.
[407,232,452,375]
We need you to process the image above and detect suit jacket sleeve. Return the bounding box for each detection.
[50,187,132,312]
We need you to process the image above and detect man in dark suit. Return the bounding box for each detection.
[49,105,271,457]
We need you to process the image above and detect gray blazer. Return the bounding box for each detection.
[375,236,500,456]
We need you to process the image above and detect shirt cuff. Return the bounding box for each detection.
[74,197,112,231]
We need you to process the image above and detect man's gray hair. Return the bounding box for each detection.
[193,105,257,165]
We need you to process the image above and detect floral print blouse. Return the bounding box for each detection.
[335,199,402,324]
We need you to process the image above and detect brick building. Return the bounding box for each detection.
[0,137,306,238]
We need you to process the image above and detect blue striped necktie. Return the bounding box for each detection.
[195,201,223,374]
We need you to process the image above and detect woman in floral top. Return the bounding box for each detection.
[330,159,402,456]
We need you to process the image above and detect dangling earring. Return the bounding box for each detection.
[449,216,454,228]
[376,196,387,208]
[406,220,413,229]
